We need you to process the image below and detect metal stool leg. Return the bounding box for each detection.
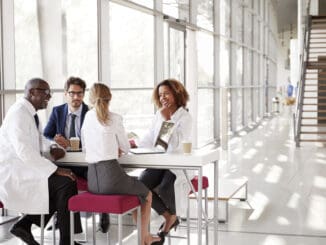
[187,194,190,245]
[92,213,96,245]
[70,211,74,245]
[118,214,122,245]
[205,189,208,245]
[40,215,45,245]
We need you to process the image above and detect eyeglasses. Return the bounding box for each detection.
[34,88,52,95]
[67,91,84,97]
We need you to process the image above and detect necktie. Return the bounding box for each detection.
[69,114,77,138]
[34,114,39,129]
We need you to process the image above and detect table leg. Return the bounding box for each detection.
[214,160,219,244]
[197,167,202,245]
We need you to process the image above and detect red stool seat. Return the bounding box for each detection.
[69,192,140,214]
[69,192,141,244]
[76,177,88,191]
[0,202,3,208]
[190,176,209,193]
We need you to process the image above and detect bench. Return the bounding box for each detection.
[189,178,251,223]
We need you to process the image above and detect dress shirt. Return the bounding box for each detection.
[65,105,82,139]
[81,109,130,163]
[139,107,192,152]
[139,106,193,217]
[0,98,57,214]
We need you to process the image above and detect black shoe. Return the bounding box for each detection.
[10,223,40,245]
[151,235,165,245]
[158,218,180,237]
[98,213,110,233]
[46,221,59,231]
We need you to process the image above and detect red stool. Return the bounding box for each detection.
[76,177,88,191]
[0,201,3,209]
[187,176,209,245]
[69,192,141,245]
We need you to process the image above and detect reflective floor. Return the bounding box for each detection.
[1,106,326,244]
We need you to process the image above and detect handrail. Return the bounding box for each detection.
[294,0,312,147]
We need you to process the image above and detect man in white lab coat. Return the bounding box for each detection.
[0,78,82,245]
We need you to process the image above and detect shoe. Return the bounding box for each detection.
[98,213,110,233]
[145,235,164,245]
[10,223,40,245]
[157,218,180,237]
[46,221,59,231]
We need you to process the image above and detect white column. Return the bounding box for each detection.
[154,0,164,84]
[37,0,63,84]
[98,0,111,85]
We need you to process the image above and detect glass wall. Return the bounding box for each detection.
[0,0,279,148]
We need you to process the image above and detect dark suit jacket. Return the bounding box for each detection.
[44,102,89,140]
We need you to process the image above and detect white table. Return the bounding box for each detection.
[56,148,220,245]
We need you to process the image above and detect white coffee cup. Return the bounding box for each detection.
[69,137,80,151]
[182,142,192,154]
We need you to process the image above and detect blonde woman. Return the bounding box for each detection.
[81,83,162,245]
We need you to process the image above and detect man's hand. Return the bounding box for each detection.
[50,145,65,161]
[54,134,70,149]
[55,167,76,181]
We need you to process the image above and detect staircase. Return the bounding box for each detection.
[296,16,326,146]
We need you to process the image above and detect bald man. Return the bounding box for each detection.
[0,78,82,245]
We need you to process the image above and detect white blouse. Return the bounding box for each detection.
[139,106,193,217]
[81,109,130,163]
[139,107,192,152]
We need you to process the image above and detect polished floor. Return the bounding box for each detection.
[2,106,326,244]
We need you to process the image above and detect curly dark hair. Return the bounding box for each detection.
[152,78,189,109]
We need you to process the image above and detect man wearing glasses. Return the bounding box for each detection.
[44,76,88,153]
[0,78,82,245]
[44,77,110,233]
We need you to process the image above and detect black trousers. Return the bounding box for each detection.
[23,174,82,245]
[139,169,176,215]
[69,166,88,180]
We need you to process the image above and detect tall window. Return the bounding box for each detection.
[197,31,214,146]
[109,2,154,135]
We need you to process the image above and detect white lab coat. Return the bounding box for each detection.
[0,98,57,214]
[139,107,193,217]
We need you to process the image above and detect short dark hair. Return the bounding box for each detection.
[64,77,86,92]
[152,78,189,109]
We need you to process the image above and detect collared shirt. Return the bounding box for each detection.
[139,107,192,152]
[81,109,130,163]
[65,105,82,139]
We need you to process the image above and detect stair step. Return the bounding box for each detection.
[300,139,326,142]
[301,123,326,126]
[304,90,326,92]
[300,131,326,134]
[302,117,326,119]
[303,103,326,105]
[303,110,326,112]
[304,96,326,99]
[310,36,326,41]
[306,62,326,69]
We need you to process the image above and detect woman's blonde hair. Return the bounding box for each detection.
[152,78,189,108]
[89,83,112,125]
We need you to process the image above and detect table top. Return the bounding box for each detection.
[55,147,220,169]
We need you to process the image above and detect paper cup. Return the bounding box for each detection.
[182,142,192,154]
[69,137,80,151]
